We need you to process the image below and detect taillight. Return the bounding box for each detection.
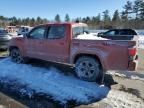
[128,47,137,56]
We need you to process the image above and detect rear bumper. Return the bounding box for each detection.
[128,60,138,71]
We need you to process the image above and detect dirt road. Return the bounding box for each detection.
[0,92,26,108]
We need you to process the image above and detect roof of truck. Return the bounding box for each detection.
[37,22,87,27]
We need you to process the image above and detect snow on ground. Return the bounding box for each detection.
[8,32,18,37]
[139,36,144,49]
[0,58,109,104]
[0,58,144,107]
[107,71,144,82]
[139,45,144,49]
[89,32,98,36]
[93,90,144,108]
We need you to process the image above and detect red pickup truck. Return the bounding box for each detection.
[9,23,138,82]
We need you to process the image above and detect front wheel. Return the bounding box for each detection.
[10,48,24,63]
[75,56,102,82]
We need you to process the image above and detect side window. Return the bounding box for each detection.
[29,27,46,39]
[73,27,83,36]
[120,30,129,35]
[47,25,66,39]
[129,30,137,35]
[105,30,116,35]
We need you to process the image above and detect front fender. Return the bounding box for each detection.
[9,37,26,57]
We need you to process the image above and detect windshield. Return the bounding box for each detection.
[73,26,89,37]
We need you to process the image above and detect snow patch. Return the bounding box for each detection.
[0,58,109,104]
[102,90,144,108]
[139,36,144,49]
[0,105,6,108]
[107,71,144,82]
[75,33,108,40]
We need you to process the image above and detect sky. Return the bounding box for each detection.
[0,0,134,20]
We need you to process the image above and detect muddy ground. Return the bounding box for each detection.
[0,49,144,108]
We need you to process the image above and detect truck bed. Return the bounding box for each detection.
[72,39,138,71]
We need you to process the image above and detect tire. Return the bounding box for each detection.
[10,48,25,63]
[75,56,102,82]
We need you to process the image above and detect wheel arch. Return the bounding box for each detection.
[9,46,25,57]
[73,53,104,71]
[9,46,19,51]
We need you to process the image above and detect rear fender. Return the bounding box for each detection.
[70,51,108,71]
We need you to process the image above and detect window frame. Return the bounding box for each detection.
[104,30,116,35]
[72,26,89,38]
[46,25,66,40]
[27,26,47,39]
[128,30,137,35]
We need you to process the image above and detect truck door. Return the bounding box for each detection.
[44,24,69,63]
[25,26,47,59]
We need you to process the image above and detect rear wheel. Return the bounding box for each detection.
[10,48,25,63]
[75,56,102,82]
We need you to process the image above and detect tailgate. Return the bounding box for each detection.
[102,40,138,70]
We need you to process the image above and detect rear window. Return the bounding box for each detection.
[104,30,119,36]
[119,30,137,35]
[47,25,66,39]
[73,26,89,37]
